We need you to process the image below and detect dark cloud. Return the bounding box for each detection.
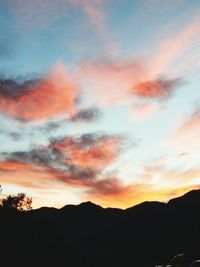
[70,107,101,122]
[9,147,62,166]
[0,78,40,99]
[9,132,21,141]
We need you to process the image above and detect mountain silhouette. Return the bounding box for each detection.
[1,189,200,267]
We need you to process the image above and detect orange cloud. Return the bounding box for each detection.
[53,135,123,169]
[0,63,78,121]
[132,78,182,99]
[1,133,126,195]
[0,160,56,189]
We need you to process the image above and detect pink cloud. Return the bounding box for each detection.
[147,15,200,78]
[69,0,117,53]
[78,58,182,121]
[132,78,182,99]
[78,58,145,106]
[167,108,200,153]
[0,63,79,121]
[53,134,123,170]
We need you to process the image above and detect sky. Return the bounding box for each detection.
[0,0,199,209]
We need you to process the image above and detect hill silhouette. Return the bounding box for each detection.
[1,189,200,267]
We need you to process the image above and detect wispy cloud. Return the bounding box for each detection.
[68,0,117,54]
[78,58,145,106]
[148,14,200,78]
[167,107,200,153]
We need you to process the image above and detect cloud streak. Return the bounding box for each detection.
[167,107,200,153]
[148,14,200,78]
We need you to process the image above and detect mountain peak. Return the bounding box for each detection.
[168,189,200,206]
[78,201,102,209]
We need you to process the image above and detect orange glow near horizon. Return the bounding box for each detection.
[1,159,200,209]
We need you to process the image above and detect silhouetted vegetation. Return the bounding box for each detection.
[0,185,32,211]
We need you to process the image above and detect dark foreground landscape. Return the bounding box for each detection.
[1,189,200,267]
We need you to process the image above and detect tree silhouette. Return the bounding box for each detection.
[0,185,32,211]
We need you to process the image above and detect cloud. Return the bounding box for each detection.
[78,58,145,106]
[0,131,145,208]
[1,157,199,209]
[0,78,39,98]
[0,63,104,123]
[0,160,59,189]
[0,63,79,121]
[2,129,199,209]
[167,107,200,153]
[1,132,127,194]
[0,113,72,155]
[0,157,136,208]
[148,14,200,77]
[53,133,124,169]
[75,13,200,119]
[78,58,183,120]
[132,77,182,100]
[138,158,200,190]
[79,59,183,104]
[70,107,101,122]
[7,133,122,171]
[68,0,117,53]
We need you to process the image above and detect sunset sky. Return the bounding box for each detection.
[0,0,199,209]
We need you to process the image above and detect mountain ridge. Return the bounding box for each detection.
[1,189,200,267]
[29,188,200,212]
